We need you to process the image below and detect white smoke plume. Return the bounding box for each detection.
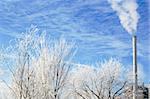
[108,0,140,35]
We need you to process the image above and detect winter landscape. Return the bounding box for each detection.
[0,0,149,99]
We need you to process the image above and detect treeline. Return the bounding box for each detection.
[0,27,135,99]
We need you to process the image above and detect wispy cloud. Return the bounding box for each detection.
[0,0,149,75]
[0,27,21,38]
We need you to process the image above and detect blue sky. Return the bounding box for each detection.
[0,0,149,83]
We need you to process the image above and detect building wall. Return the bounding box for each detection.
[121,85,149,99]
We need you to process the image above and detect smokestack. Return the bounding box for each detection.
[107,1,140,98]
[132,35,137,99]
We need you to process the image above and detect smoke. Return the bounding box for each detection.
[108,0,140,35]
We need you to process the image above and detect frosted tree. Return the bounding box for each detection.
[32,37,75,99]
[70,58,128,99]
[1,26,75,99]
[8,27,43,99]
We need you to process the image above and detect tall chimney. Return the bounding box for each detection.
[132,35,138,99]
